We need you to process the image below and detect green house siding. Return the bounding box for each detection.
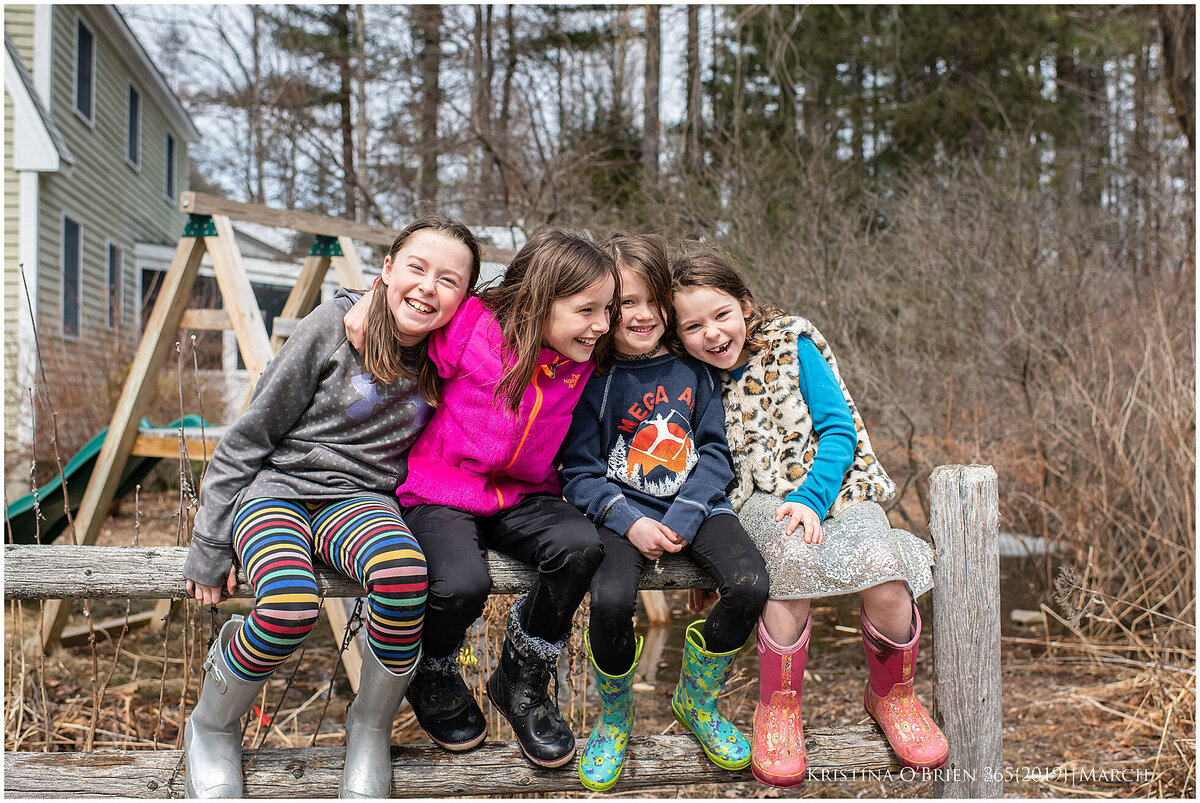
[4,83,24,462]
[6,5,38,470]
[5,6,35,63]
[38,6,187,346]
[8,5,192,466]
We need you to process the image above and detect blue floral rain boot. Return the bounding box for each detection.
[578,633,643,792]
[670,619,752,771]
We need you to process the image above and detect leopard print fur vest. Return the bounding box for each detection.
[721,315,895,516]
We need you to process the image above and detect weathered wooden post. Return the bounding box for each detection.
[929,465,1002,798]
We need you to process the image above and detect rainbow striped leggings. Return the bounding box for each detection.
[224,496,426,682]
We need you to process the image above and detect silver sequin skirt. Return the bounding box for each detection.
[739,493,934,600]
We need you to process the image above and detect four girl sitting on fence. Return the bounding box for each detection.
[182,217,945,798]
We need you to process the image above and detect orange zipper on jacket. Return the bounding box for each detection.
[491,361,558,508]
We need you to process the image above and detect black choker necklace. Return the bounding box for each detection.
[615,345,664,361]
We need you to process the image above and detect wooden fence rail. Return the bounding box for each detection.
[4,731,899,798]
[2,546,716,600]
[3,464,1002,798]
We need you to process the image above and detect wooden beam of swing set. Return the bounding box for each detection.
[179,191,517,264]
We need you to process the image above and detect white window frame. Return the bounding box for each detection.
[164,131,177,203]
[106,239,123,330]
[73,13,96,127]
[126,83,142,170]
[62,214,84,341]
[135,260,145,340]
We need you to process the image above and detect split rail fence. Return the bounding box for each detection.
[5,465,1002,798]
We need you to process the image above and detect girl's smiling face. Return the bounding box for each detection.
[381,229,475,345]
[673,286,751,371]
[541,274,617,362]
[613,266,666,356]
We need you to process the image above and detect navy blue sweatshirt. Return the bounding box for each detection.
[558,353,734,542]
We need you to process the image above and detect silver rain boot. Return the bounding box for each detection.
[184,615,271,798]
[339,646,420,798]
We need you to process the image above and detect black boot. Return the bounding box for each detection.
[485,596,575,768]
[405,647,486,752]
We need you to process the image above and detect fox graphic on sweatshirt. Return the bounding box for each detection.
[608,408,698,497]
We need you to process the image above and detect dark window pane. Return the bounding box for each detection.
[63,218,81,337]
[127,86,140,165]
[76,20,93,119]
[235,283,289,370]
[108,243,121,328]
[141,270,223,369]
[165,134,176,199]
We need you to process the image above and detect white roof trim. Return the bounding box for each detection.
[5,34,70,172]
[85,5,200,143]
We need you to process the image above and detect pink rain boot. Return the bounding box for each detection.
[860,602,949,770]
[751,615,809,788]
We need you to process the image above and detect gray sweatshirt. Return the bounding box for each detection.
[182,290,432,587]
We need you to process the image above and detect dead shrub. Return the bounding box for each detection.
[645,141,1193,657]
[634,138,1194,795]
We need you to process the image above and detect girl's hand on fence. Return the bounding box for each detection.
[687,588,719,613]
[627,517,685,560]
[776,501,823,544]
[185,580,222,605]
[343,289,374,352]
[185,566,237,605]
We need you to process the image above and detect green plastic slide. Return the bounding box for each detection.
[5,415,210,545]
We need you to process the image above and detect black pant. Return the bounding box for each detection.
[403,494,604,658]
[588,513,769,675]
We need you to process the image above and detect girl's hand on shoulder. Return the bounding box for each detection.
[343,289,374,352]
[776,501,823,544]
[626,517,685,560]
[185,565,238,606]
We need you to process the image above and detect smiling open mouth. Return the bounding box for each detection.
[575,337,597,348]
[708,340,732,355]
[405,299,435,314]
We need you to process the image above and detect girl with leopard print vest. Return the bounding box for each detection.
[670,246,946,788]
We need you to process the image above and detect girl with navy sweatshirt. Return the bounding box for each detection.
[559,233,768,791]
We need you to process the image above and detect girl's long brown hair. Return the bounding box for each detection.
[669,244,783,355]
[599,232,673,353]
[361,214,481,405]
[480,226,619,413]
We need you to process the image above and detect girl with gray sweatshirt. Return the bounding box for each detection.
[180,215,481,799]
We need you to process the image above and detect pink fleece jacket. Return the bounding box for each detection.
[396,296,595,515]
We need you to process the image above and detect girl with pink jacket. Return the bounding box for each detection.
[378,227,619,770]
